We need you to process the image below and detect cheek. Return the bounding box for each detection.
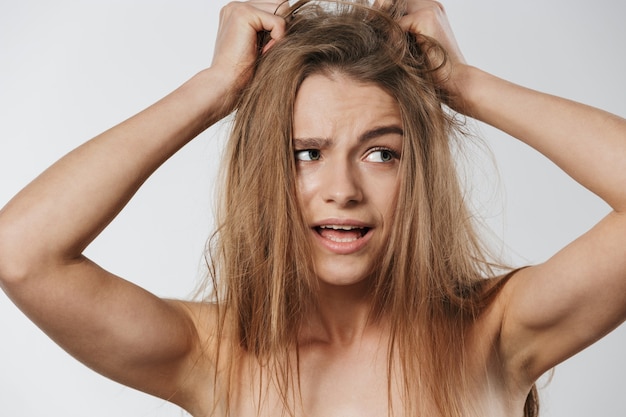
[296,173,316,212]
[370,175,400,219]
[380,193,398,221]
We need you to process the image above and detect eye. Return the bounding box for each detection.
[365,148,398,163]
[295,149,321,161]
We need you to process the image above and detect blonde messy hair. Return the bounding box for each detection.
[206,1,539,415]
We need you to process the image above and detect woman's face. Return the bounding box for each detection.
[293,72,403,288]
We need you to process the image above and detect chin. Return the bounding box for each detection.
[314,266,373,288]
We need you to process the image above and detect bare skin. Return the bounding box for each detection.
[1,1,626,416]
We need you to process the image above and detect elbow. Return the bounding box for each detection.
[0,222,37,289]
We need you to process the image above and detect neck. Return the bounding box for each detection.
[300,278,381,346]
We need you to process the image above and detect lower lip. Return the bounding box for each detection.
[312,228,373,255]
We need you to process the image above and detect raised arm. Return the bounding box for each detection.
[0,1,286,412]
[400,0,626,386]
[458,58,626,380]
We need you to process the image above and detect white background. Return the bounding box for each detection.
[1,1,625,416]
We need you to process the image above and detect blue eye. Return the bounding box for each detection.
[365,148,396,163]
[295,149,321,161]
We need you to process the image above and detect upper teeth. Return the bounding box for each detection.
[319,225,362,230]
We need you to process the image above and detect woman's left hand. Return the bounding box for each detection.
[397,0,468,107]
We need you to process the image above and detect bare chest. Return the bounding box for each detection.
[224,342,393,417]
[214,343,524,417]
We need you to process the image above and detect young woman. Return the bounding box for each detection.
[1,1,625,416]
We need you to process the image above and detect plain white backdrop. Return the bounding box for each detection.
[1,1,625,416]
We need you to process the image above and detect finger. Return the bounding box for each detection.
[262,0,292,17]
[212,1,288,78]
[220,2,286,40]
[262,38,277,54]
[404,0,444,14]
[399,1,446,37]
[245,0,290,18]
[243,2,288,39]
[373,0,393,9]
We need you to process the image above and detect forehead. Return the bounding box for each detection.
[293,73,401,137]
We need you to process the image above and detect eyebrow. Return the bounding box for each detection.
[293,125,404,148]
[359,125,404,143]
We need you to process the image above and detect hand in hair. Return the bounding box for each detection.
[211,1,287,106]
[398,0,467,107]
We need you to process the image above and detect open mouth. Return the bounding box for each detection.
[314,225,371,243]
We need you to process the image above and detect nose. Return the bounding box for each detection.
[321,159,363,206]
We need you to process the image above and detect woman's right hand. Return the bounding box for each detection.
[210,1,288,102]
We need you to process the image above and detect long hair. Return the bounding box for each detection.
[206,1,539,415]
